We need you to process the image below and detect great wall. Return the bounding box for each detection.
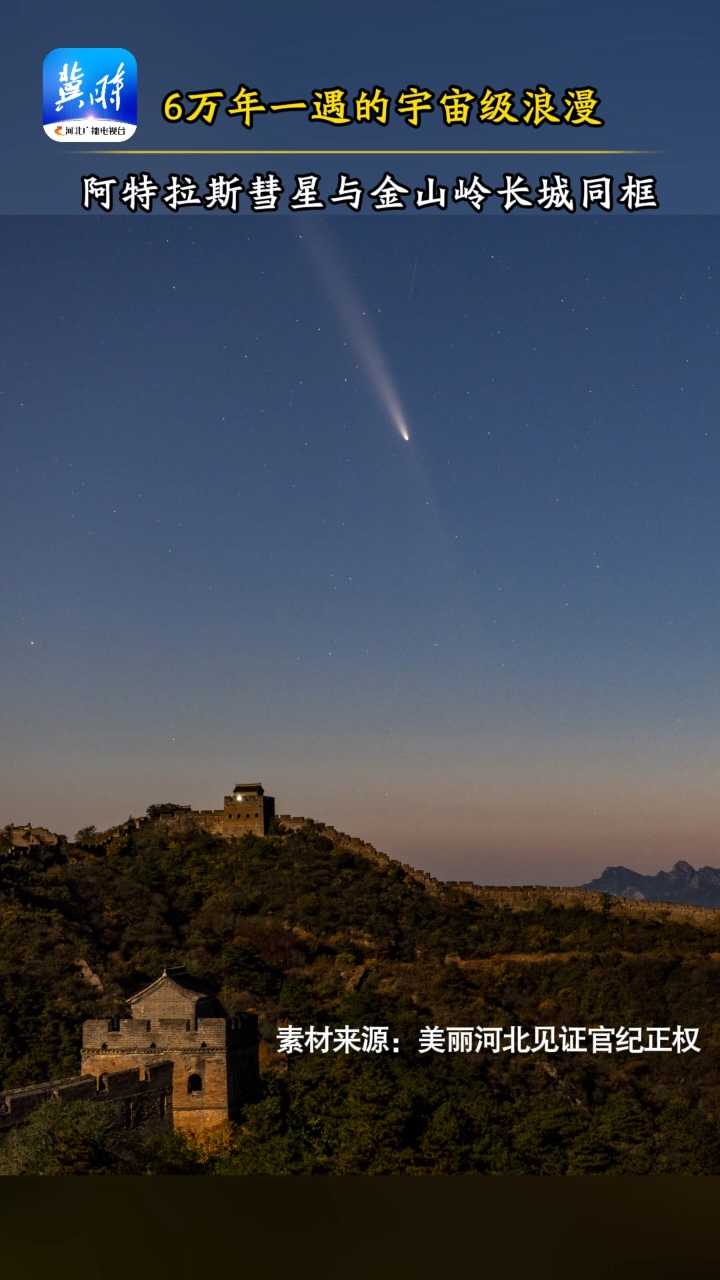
[0,1061,173,1136]
[0,969,258,1139]
[4,779,720,1139]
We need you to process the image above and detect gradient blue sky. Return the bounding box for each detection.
[2,215,718,882]
[2,3,719,882]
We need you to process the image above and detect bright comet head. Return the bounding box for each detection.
[302,226,413,446]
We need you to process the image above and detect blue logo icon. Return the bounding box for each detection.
[43,48,137,142]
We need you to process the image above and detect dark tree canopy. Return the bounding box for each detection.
[1,823,719,1173]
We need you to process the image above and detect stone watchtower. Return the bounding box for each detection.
[144,782,275,840]
[82,968,258,1135]
[221,783,275,836]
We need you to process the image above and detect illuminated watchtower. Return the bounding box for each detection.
[222,783,275,836]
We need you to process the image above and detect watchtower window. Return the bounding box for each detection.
[187,1073,203,1096]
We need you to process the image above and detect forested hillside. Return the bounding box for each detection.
[1,818,719,1173]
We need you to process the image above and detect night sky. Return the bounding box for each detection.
[3,216,718,883]
[2,3,719,883]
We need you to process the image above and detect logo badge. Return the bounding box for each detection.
[43,48,137,142]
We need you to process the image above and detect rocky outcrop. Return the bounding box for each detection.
[584,860,720,907]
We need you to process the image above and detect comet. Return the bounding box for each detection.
[300,226,411,443]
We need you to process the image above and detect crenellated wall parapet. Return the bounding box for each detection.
[82,1016,231,1052]
[0,1061,173,1133]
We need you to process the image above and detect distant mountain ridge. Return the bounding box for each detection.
[583,859,720,907]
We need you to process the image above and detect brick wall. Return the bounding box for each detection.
[0,1061,173,1135]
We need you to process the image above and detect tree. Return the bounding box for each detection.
[145,804,192,820]
[74,826,98,847]
[0,1100,128,1174]
[0,1100,205,1175]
